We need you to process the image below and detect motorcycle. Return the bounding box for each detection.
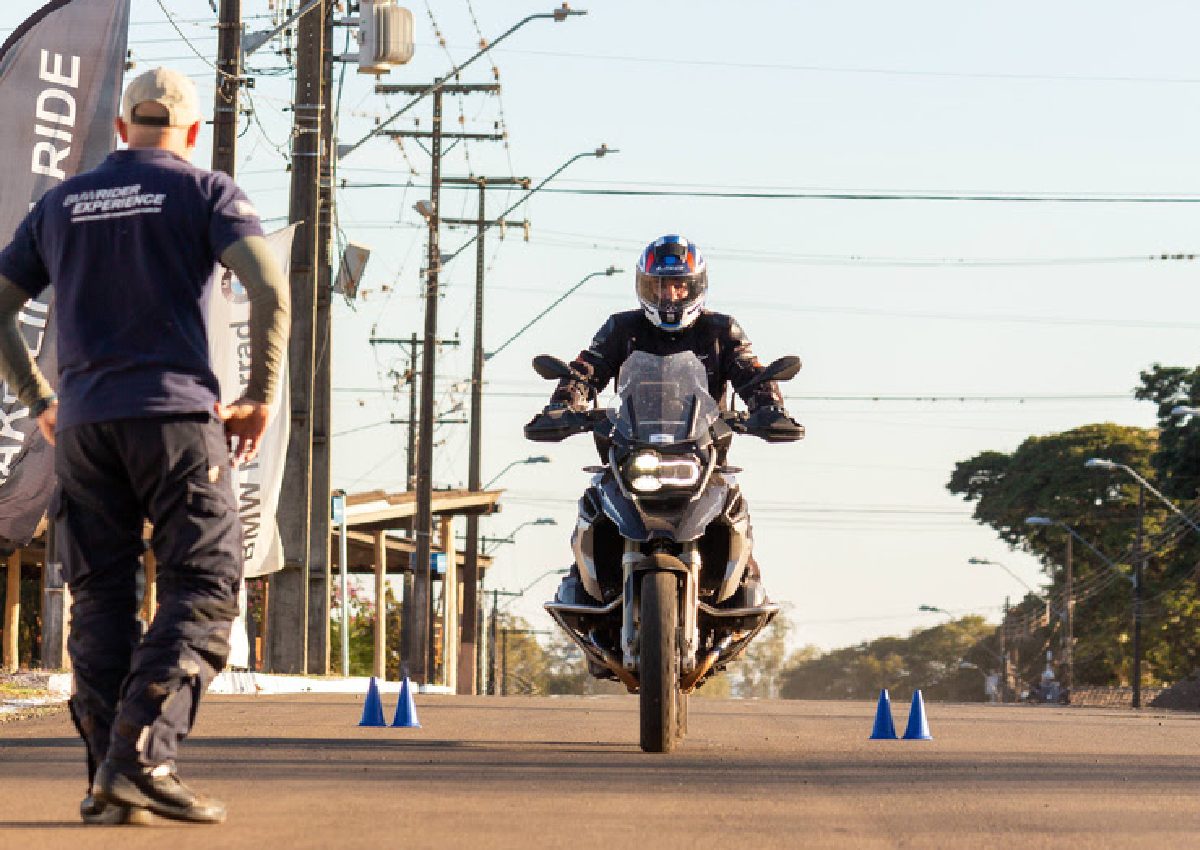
[524,350,803,752]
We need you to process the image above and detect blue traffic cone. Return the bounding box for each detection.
[869,688,898,739]
[391,676,421,728]
[359,676,386,727]
[903,689,932,740]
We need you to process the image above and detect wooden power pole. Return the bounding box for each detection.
[307,0,336,675]
[211,0,241,177]
[378,81,501,684]
[268,0,327,673]
[442,174,527,694]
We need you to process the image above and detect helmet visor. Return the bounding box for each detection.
[636,273,707,313]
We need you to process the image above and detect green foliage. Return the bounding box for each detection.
[947,423,1157,556]
[726,615,793,698]
[779,616,996,701]
[1136,364,1200,500]
[946,415,1200,689]
[329,583,404,679]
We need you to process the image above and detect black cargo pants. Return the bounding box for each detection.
[55,412,242,777]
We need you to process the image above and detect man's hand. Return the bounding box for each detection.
[36,401,57,446]
[746,404,805,442]
[216,398,270,464]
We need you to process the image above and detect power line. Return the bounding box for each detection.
[338,180,1200,204]
[481,45,1200,88]
[153,0,237,80]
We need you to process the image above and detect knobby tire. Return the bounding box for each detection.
[639,572,679,753]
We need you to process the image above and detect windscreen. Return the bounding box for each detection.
[609,351,719,444]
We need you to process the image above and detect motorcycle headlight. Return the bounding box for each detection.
[624,450,701,493]
[631,452,660,474]
[630,474,663,492]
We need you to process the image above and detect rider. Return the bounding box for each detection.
[529,233,801,608]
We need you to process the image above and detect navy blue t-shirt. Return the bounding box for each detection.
[0,148,264,429]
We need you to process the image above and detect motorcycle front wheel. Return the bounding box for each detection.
[639,571,680,753]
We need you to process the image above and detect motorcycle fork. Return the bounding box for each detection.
[620,541,640,670]
[620,540,700,675]
[678,543,700,675]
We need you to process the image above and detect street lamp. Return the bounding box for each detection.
[337,5,589,159]
[453,139,612,696]
[1024,517,1129,584]
[483,455,551,490]
[486,267,623,360]
[1084,457,1200,536]
[502,567,571,601]
[482,517,558,555]
[967,556,1038,594]
[440,145,618,267]
[918,604,953,618]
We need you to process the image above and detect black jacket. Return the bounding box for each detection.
[550,309,783,411]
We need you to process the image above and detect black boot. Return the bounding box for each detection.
[80,791,153,825]
[95,759,226,824]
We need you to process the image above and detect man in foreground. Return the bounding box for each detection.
[0,67,289,824]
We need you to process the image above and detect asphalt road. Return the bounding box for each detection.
[2,693,1200,848]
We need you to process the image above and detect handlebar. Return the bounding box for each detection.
[524,407,608,442]
[527,407,801,444]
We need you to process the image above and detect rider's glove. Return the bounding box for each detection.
[546,399,588,415]
[746,405,804,441]
[526,401,582,441]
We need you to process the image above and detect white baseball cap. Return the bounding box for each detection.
[121,67,201,127]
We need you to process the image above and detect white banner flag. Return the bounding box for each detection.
[207,225,295,578]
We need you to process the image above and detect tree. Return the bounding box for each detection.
[947,423,1157,555]
[778,617,995,701]
[1136,364,1200,499]
[726,615,792,698]
[540,633,626,696]
[328,581,404,679]
[945,420,1200,687]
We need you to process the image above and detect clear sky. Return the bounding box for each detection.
[5,0,1200,650]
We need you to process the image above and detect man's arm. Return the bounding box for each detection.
[0,276,56,442]
[722,317,782,410]
[549,315,623,409]
[218,235,291,405]
[216,235,291,463]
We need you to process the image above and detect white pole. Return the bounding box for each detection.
[334,490,350,677]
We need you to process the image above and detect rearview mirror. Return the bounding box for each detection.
[763,356,802,384]
[739,355,802,392]
[532,355,573,381]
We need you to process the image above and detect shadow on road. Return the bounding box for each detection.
[7,733,1200,791]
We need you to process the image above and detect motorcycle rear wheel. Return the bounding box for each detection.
[639,571,680,753]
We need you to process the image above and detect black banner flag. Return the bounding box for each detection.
[0,0,130,545]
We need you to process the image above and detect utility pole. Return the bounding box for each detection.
[268,0,326,673]
[442,174,528,695]
[211,0,242,177]
[1000,595,1009,703]
[306,0,336,675]
[410,81,440,685]
[1133,485,1145,709]
[368,332,461,676]
[406,334,417,489]
[1063,533,1073,700]
[378,82,501,684]
[367,333,463,488]
[488,587,499,695]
